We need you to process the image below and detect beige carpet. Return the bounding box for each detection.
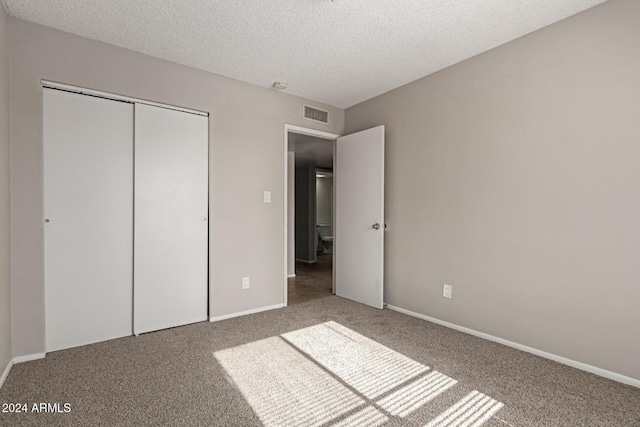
[287,253,333,305]
[1,296,639,426]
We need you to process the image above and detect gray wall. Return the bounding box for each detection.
[8,18,344,356]
[346,0,640,381]
[0,4,12,374]
[316,175,332,228]
[294,164,316,262]
[287,152,295,276]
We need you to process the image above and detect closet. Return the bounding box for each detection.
[133,103,208,335]
[43,87,208,352]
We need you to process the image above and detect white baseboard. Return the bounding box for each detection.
[13,353,46,364]
[209,303,284,322]
[0,358,13,390]
[386,304,640,389]
[287,274,296,278]
[295,258,316,264]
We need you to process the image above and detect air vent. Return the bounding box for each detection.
[303,104,329,124]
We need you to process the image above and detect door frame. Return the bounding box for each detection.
[283,124,340,306]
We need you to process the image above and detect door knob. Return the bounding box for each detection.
[372,223,380,230]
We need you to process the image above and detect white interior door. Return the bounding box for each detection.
[44,88,133,351]
[134,104,208,335]
[335,126,385,309]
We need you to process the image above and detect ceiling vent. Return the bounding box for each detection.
[303,104,329,125]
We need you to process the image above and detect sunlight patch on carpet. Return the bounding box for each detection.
[215,336,363,427]
[282,321,429,399]
[424,390,504,427]
[331,406,388,427]
[378,370,457,417]
[215,321,504,426]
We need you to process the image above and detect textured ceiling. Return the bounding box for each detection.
[3,0,607,108]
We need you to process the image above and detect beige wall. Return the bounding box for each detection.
[346,0,640,380]
[0,4,12,373]
[9,19,344,356]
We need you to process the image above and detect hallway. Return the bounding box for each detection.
[287,253,332,305]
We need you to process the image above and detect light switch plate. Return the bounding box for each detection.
[264,191,271,203]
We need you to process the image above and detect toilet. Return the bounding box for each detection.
[316,224,333,254]
[320,235,333,253]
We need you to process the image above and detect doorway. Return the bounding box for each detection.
[284,125,339,305]
[284,124,386,309]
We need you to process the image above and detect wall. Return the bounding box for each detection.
[316,174,333,247]
[287,152,295,276]
[9,19,344,356]
[346,0,640,381]
[316,175,332,227]
[294,164,316,262]
[0,3,12,378]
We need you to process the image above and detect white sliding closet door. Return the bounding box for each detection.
[44,88,134,352]
[134,104,208,335]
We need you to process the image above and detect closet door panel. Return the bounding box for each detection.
[134,104,208,335]
[44,88,134,352]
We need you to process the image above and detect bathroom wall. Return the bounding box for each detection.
[315,173,333,252]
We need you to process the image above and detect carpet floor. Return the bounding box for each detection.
[287,253,333,305]
[1,296,639,426]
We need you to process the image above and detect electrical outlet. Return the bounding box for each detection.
[443,284,452,299]
[242,276,250,289]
